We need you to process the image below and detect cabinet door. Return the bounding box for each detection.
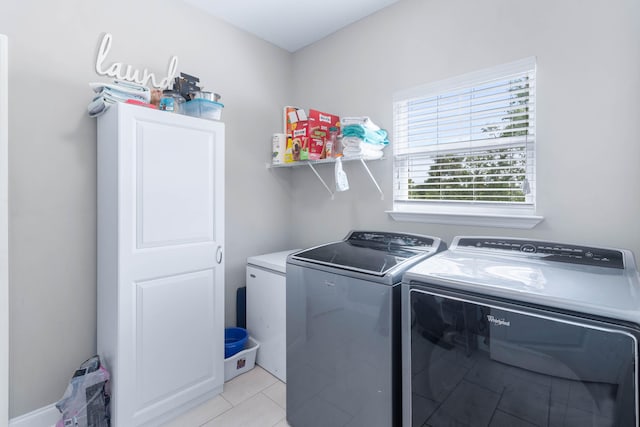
[116,105,224,426]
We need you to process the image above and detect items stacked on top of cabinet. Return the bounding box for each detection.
[87,72,224,120]
[272,106,389,166]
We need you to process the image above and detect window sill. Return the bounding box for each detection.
[386,210,544,229]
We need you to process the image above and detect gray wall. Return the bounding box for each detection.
[289,0,640,257]
[4,0,640,419]
[1,0,293,417]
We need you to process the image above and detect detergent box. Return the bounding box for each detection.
[283,106,308,162]
[291,123,309,161]
[306,109,340,160]
[308,109,340,135]
[283,107,340,161]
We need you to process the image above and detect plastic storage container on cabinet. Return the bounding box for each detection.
[183,99,224,120]
[246,250,298,382]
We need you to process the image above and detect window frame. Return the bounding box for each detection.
[388,57,543,229]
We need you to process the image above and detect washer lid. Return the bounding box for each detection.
[247,249,300,273]
[291,231,443,276]
[404,236,640,324]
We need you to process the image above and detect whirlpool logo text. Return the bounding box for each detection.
[486,314,511,327]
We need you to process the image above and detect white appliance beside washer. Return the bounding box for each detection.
[402,236,640,427]
[247,250,298,382]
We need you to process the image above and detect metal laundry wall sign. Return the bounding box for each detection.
[95,33,178,89]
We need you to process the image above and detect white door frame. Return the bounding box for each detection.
[1,33,9,426]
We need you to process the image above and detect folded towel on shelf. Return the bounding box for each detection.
[342,137,385,150]
[341,116,381,131]
[343,150,384,160]
[341,136,362,148]
[342,144,384,160]
[343,146,361,154]
[342,124,389,146]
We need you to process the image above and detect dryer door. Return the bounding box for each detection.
[404,285,638,427]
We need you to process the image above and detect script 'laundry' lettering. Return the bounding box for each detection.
[95,33,178,89]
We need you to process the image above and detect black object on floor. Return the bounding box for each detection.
[236,286,246,329]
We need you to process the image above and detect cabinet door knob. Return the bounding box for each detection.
[216,246,223,264]
[250,273,256,278]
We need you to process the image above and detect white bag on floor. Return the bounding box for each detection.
[55,355,111,427]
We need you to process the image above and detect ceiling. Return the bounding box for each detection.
[182,0,401,52]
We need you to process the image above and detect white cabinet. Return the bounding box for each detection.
[97,103,225,426]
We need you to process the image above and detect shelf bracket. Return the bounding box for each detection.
[359,158,384,200]
[307,163,335,200]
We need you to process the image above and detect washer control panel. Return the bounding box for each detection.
[348,231,435,248]
[455,237,625,269]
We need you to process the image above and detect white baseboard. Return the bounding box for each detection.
[9,404,58,427]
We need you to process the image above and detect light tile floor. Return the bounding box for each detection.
[161,366,290,427]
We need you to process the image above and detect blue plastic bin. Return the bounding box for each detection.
[225,327,248,359]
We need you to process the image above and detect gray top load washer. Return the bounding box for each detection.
[286,230,445,427]
[401,236,640,427]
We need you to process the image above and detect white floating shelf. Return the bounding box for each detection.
[268,157,385,200]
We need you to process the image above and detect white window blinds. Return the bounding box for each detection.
[393,58,536,207]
